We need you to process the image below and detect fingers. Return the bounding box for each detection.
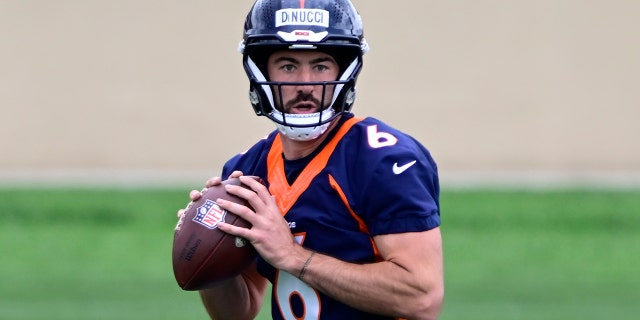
[205,176,222,188]
[189,190,200,201]
[178,178,214,218]
[217,221,251,239]
[205,171,243,187]
[178,173,244,220]
[216,197,257,222]
[239,175,268,196]
[227,179,268,207]
[218,178,274,227]
[229,170,244,179]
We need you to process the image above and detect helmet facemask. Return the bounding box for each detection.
[244,52,360,140]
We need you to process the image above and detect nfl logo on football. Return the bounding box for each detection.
[193,199,226,229]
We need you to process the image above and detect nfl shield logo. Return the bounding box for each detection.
[193,199,226,229]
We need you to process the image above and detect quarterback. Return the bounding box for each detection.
[177,0,444,319]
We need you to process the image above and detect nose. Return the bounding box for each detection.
[295,67,315,93]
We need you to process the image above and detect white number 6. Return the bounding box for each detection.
[274,234,321,319]
[367,124,398,148]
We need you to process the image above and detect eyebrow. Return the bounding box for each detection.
[273,56,336,65]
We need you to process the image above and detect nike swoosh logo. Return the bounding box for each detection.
[392,160,417,175]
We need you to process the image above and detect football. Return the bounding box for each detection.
[172,176,262,291]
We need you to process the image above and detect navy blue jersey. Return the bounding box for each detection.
[221,114,440,320]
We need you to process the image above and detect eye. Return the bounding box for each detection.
[314,64,330,72]
[281,64,296,72]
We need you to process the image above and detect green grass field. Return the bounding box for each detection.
[1,187,638,319]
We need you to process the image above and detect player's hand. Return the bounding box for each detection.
[176,171,244,218]
[215,175,303,272]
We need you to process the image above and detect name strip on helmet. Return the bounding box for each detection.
[275,9,329,28]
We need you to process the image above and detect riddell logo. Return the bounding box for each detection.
[193,199,226,229]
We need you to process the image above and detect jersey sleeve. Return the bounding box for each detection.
[351,120,441,236]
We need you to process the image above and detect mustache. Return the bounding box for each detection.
[284,93,323,109]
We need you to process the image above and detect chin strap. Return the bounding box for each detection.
[272,108,336,141]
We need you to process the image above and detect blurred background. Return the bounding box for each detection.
[2,0,638,187]
[1,1,639,319]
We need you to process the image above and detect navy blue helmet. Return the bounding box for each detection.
[239,0,369,140]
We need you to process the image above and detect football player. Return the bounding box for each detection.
[178,0,444,319]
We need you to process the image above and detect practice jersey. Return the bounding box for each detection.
[220,113,440,320]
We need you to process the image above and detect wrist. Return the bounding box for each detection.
[281,245,314,278]
[298,252,315,280]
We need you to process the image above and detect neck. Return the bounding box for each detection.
[280,118,340,160]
